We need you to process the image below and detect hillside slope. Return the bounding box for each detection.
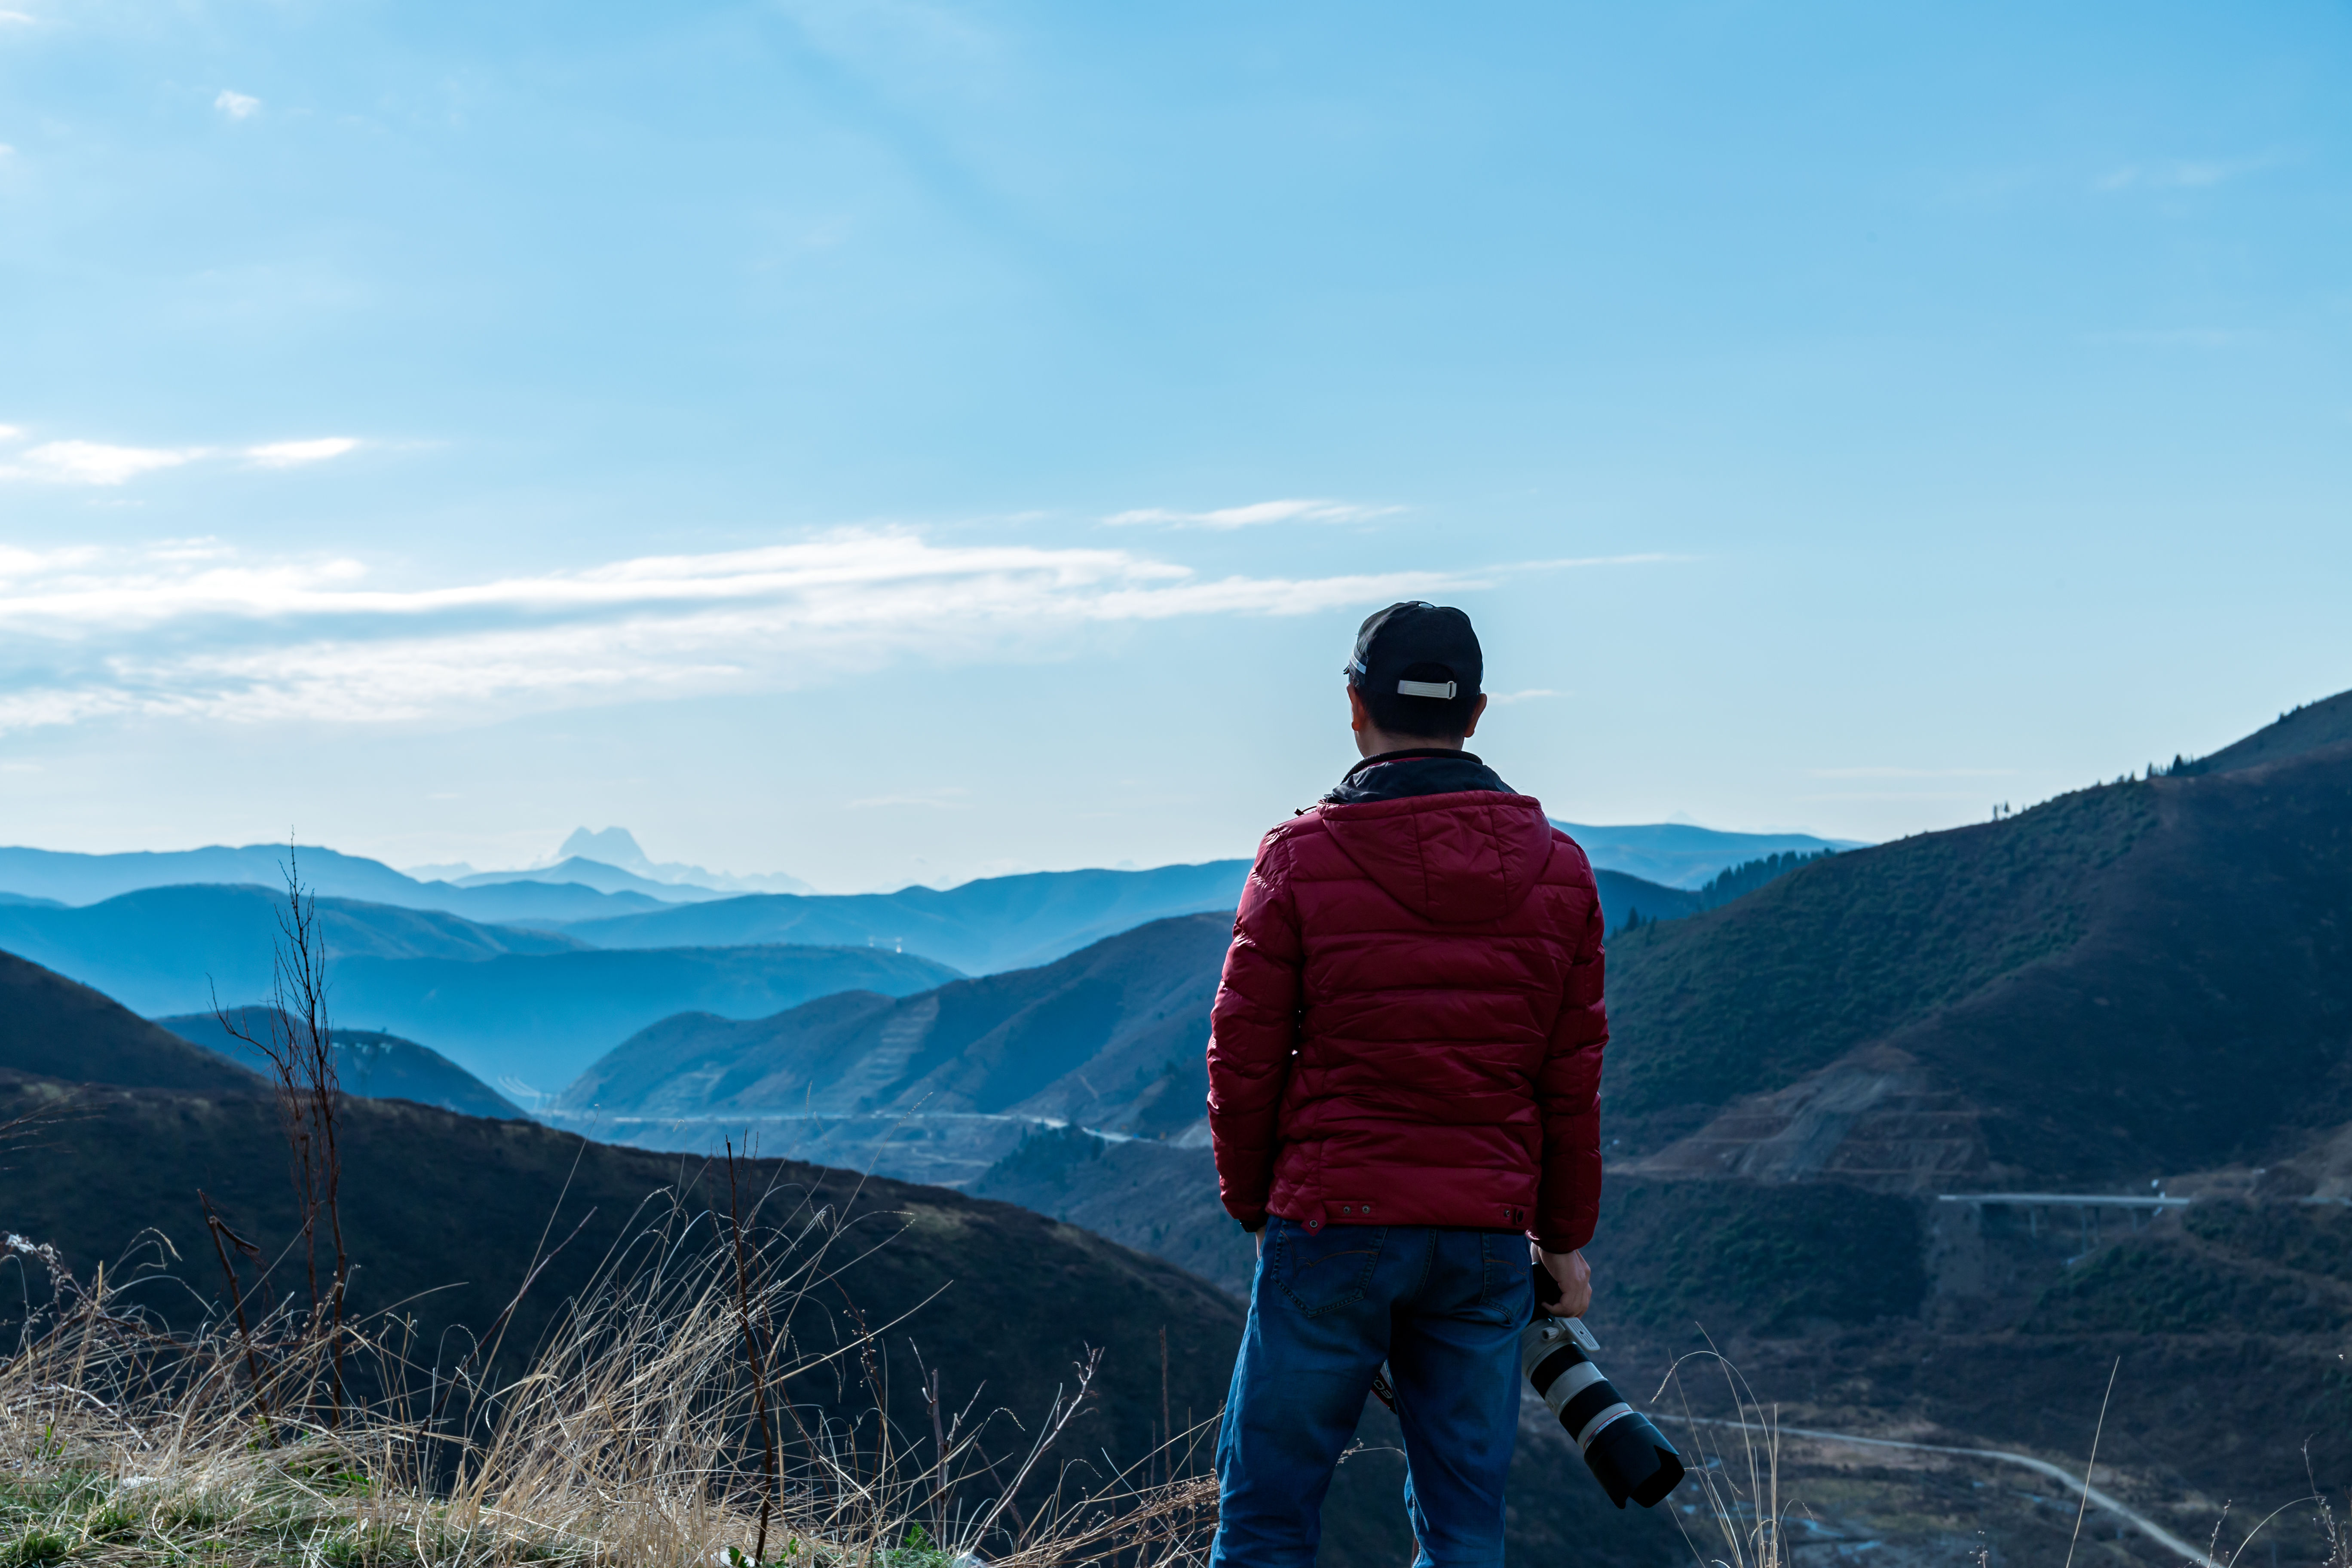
[549,914,1230,1183]
[1607,722,2352,1185]
[155,1011,521,1118]
[0,951,260,1094]
[2179,688,2352,775]
[0,1073,1240,1522]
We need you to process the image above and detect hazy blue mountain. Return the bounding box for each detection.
[547,913,1230,1183]
[0,842,688,922]
[423,880,674,921]
[155,1010,522,1119]
[325,943,961,1096]
[0,885,582,1017]
[0,891,63,909]
[549,860,1254,973]
[556,826,816,894]
[0,842,438,906]
[453,855,725,902]
[1556,821,1866,888]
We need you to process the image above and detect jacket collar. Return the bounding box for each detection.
[1322,748,1514,805]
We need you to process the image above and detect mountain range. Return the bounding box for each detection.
[12,689,2351,1562]
[542,862,1745,968]
[0,843,681,923]
[0,884,583,1015]
[540,861,1254,972]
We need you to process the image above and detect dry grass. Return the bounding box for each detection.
[0,1185,1216,1568]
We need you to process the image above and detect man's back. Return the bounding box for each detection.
[1207,755,1609,1250]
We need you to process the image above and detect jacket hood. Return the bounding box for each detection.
[1317,790,1557,925]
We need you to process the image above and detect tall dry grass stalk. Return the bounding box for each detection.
[1649,1349,1793,1568]
[0,1182,1216,1568]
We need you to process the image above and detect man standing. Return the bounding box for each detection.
[1206,602,1607,1568]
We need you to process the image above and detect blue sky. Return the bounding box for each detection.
[2,1,2346,891]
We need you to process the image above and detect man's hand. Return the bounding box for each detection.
[1533,1244,1592,1318]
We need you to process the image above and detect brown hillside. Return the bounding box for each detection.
[0,1069,1240,1489]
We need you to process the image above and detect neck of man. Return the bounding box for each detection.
[1354,728,1467,760]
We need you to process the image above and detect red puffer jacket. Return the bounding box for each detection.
[1206,781,1608,1250]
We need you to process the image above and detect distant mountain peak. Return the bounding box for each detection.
[545,827,816,897]
[558,826,652,872]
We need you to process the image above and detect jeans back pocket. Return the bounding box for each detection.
[1272,1219,1386,1317]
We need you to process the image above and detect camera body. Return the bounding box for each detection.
[1519,1299,1686,1509]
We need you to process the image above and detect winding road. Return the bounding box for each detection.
[1657,1413,2219,1566]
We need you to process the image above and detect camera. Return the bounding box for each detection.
[1520,1273,1686,1510]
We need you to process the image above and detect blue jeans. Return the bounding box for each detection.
[1210,1219,1532,1568]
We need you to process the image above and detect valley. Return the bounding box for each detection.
[5,700,2349,1564]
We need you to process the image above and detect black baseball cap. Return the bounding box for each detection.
[1344,601,1483,701]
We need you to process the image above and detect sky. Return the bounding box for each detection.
[2,1,2347,891]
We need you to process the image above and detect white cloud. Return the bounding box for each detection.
[1485,689,1559,705]
[1105,498,1400,529]
[214,90,261,120]
[1,441,206,486]
[245,437,359,468]
[0,13,34,25]
[0,531,1658,732]
[0,431,368,484]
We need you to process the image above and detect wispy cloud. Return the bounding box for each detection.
[246,437,361,468]
[0,430,362,485]
[0,530,1637,732]
[1105,498,1400,529]
[4,441,205,486]
[1485,689,1558,705]
[214,89,261,120]
[2097,156,2269,192]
